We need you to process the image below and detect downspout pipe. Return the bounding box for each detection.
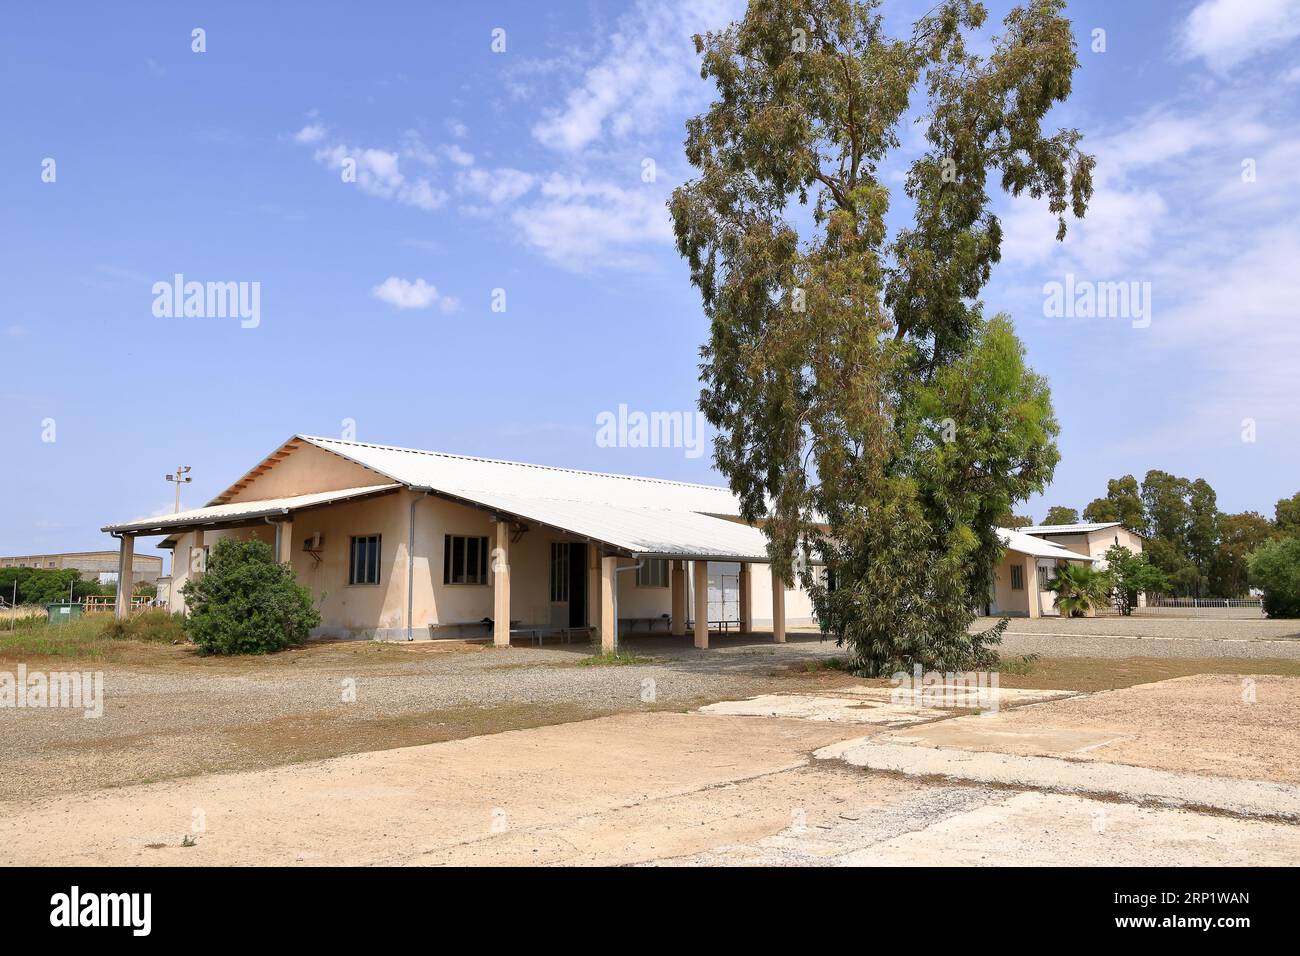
[407,489,432,641]
[611,560,645,654]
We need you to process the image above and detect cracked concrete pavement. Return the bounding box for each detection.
[2,672,1298,866]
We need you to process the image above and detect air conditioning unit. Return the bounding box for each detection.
[302,532,323,551]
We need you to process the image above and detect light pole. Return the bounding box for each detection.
[166,465,192,513]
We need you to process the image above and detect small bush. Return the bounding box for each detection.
[101,609,188,643]
[181,539,320,655]
[997,653,1041,675]
[1249,537,1300,619]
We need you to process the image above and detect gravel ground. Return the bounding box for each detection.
[0,635,855,802]
[981,616,1300,641]
[4,618,1298,803]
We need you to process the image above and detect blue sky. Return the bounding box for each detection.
[3,0,1299,565]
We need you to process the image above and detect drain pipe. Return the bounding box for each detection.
[407,490,432,641]
[611,559,645,653]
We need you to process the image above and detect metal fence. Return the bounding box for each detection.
[1130,596,1264,619]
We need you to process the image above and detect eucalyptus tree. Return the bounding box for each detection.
[671,0,1093,674]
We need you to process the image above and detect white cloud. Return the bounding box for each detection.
[458,167,536,205]
[293,123,326,144]
[312,142,448,211]
[512,175,673,270]
[1181,0,1300,72]
[371,276,446,310]
[531,0,742,151]
[443,144,476,167]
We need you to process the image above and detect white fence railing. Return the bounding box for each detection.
[1148,597,1261,609]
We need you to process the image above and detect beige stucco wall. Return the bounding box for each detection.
[990,551,1032,616]
[160,438,823,639]
[225,443,387,502]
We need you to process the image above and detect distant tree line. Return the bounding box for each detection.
[1029,472,1300,600]
[0,567,137,607]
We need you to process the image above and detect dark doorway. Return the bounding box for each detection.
[567,543,588,626]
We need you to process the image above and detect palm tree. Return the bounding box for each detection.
[1044,563,1112,617]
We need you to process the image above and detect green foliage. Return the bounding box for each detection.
[180,539,320,655]
[1209,511,1274,598]
[996,653,1040,675]
[1276,492,1300,537]
[1082,475,1145,532]
[1249,537,1300,619]
[1042,506,1078,524]
[132,580,158,599]
[0,567,80,606]
[1045,563,1112,617]
[670,0,1092,677]
[1104,544,1168,615]
[100,609,187,643]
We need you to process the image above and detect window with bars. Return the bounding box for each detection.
[550,542,570,602]
[1010,564,1024,590]
[443,534,489,585]
[348,535,381,585]
[636,558,669,588]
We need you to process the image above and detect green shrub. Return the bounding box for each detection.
[1249,537,1300,618]
[100,609,188,643]
[181,539,320,654]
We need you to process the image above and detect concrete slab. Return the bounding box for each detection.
[840,792,1300,866]
[697,685,1077,725]
[698,693,942,726]
[819,739,1300,819]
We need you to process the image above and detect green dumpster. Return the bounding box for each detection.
[46,603,83,623]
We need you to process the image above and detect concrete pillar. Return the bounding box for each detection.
[275,519,293,564]
[670,560,686,636]
[114,535,135,619]
[693,559,709,649]
[739,562,752,633]
[1025,554,1040,619]
[493,521,511,646]
[772,566,786,643]
[587,546,600,633]
[600,556,618,653]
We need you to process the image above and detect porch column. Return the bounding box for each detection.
[600,555,618,653]
[587,546,601,635]
[739,562,752,633]
[693,559,709,649]
[670,560,686,636]
[275,519,293,564]
[114,535,135,620]
[1025,554,1040,618]
[493,521,511,646]
[771,566,786,643]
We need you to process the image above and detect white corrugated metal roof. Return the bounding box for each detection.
[297,435,743,516]
[104,433,1092,566]
[998,528,1094,561]
[1020,521,1120,535]
[102,484,402,535]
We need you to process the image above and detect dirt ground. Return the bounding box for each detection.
[2,673,1298,866]
[894,673,1300,783]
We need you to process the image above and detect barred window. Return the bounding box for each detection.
[443,535,489,585]
[637,559,669,588]
[349,535,381,585]
[550,542,570,602]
